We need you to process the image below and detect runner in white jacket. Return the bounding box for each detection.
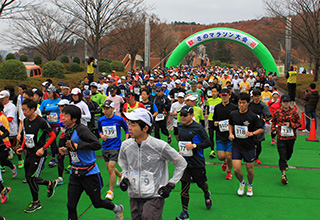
[70,88,91,126]
[118,108,187,219]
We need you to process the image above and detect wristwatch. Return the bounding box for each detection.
[252,131,255,136]
[193,144,197,148]
[42,147,47,151]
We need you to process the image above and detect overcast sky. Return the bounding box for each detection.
[0,0,266,52]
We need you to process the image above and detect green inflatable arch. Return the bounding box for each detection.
[166,27,278,74]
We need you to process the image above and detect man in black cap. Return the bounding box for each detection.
[176,105,212,220]
[271,94,301,185]
[83,90,102,138]
[227,84,239,105]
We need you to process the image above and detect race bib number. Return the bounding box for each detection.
[179,141,193,157]
[25,134,35,148]
[129,171,154,195]
[218,120,229,132]
[235,125,248,139]
[47,112,58,123]
[155,113,165,121]
[174,93,178,100]
[209,105,215,114]
[262,96,270,103]
[256,83,261,87]
[121,89,126,96]
[281,126,294,137]
[139,95,143,102]
[241,86,247,91]
[134,87,140,95]
[84,85,89,90]
[207,90,212,97]
[70,151,80,163]
[102,126,117,139]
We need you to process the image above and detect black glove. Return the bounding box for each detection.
[120,177,130,192]
[158,183,175,198]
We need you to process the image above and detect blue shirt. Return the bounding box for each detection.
[39,98,61,124]
[98,114,129,150]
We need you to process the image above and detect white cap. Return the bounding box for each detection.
[58,99,70,106]
[121,76,126,80]
[159,75,164,78]
[162,82,167,87]
[97,85,104,91]
[208,79,214,83]
[272,91,280,96]
[150,77,155,80]
[71,88,81,95]
[175,79,181,84]
[185,94,197,101]
[107,75,112,78]
[264,83,270,87]
[123,108,153,127]
[102,72,106,76]
[90,82,98,87]
[0,90,10,98]
[234,74,238,77]
[177,92,185,98]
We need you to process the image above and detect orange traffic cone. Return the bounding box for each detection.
[298,111,306,130]
[306,118,319,142]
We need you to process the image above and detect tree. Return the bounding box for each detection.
[152,24,179,68]
[0,0,35,18]
[3,7,76,61]
[112,12,145,70]
[52,0,143,72]
[264,0,320,81]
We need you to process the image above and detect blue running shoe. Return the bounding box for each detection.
[176,211,189,220]
[205,192,212,209]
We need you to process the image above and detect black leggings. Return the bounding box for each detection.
[277,140,295,172]
[180,180,209,212]
[255,141,262,159]
[0,149,14,169]
[208,121,215,151]
[154,118,169,139]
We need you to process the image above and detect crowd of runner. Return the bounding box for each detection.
[0,65,304,220]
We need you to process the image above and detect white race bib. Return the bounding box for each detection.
[179,141,193,157]
[102,126,117,139]
[174,93,178,100]
[155,113,165,121]
[134,87,140,95]
[218,120,229,132]
[207,90,212,97]
[61,127,66,133]
[129,171,154,195]
[281,126,294,137]
[47,112,58,123]
[262,96,270,103]
[25,134,35,148]
[139,95,143,102]
[235,125,248,139]
[209,105,215,114]
[70,151,80,163]
[241,86,247,91]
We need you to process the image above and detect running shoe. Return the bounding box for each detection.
[1,166,5,173]
[281,175,288,185]
[271,138,276,145]
[22,179,27,184]
[176,211,189,220]
[18,160,24,169]
[8,148,14,160]
[114,204,124,220]
[225,171,232,180]
[205,192,212,209]
[11,165,17,178]
[47,180,58,198]
[48,159,57,168]
[106,190,114,200]
[246,185,253,197]
[237,181,246,196]
[56,177,64,186]
[1,187,11,203]
[209,150,216,158]
[168,134,172,144]
[221,161,227,171]
[255,159,262,164]
[24,201,42,213]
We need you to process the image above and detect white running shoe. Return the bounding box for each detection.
[114,204,124,220]
[237,181,246,196]
[11,165,17,178]
[246,185,253,197]
[105,190,114,200]
[116,177,121,186]
[56,177,64,185]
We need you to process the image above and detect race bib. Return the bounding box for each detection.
[235,125,248,139]
[102,126,117,139]
[281,126,294,137]
[134,87,140,95]
[121,89,126,96]
[155,113,165,121]
[61,127,66,133]
[207,90,212,97]
[25,134,35,148]
[262,96,270,103]
[179,141,193,157]
[70,151,80,163]
[174,93,178,100]
[218,120,229,132]
[129,171,154,195]
[139,95,143,102]
[241,86,247,91]
[209,105,215,114]
[47,112,58,123]
[256,82,261,87]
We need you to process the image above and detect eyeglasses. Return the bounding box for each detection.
[180,112,189,117]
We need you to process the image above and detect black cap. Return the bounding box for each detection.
[281,94,291,102]
[124,92,134,99]
[190,80,197,86]
[109,85,117,92]
[220,88,230,95]
[179,105,194,114]
[102,100,115,108]
[227,84,233,89]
